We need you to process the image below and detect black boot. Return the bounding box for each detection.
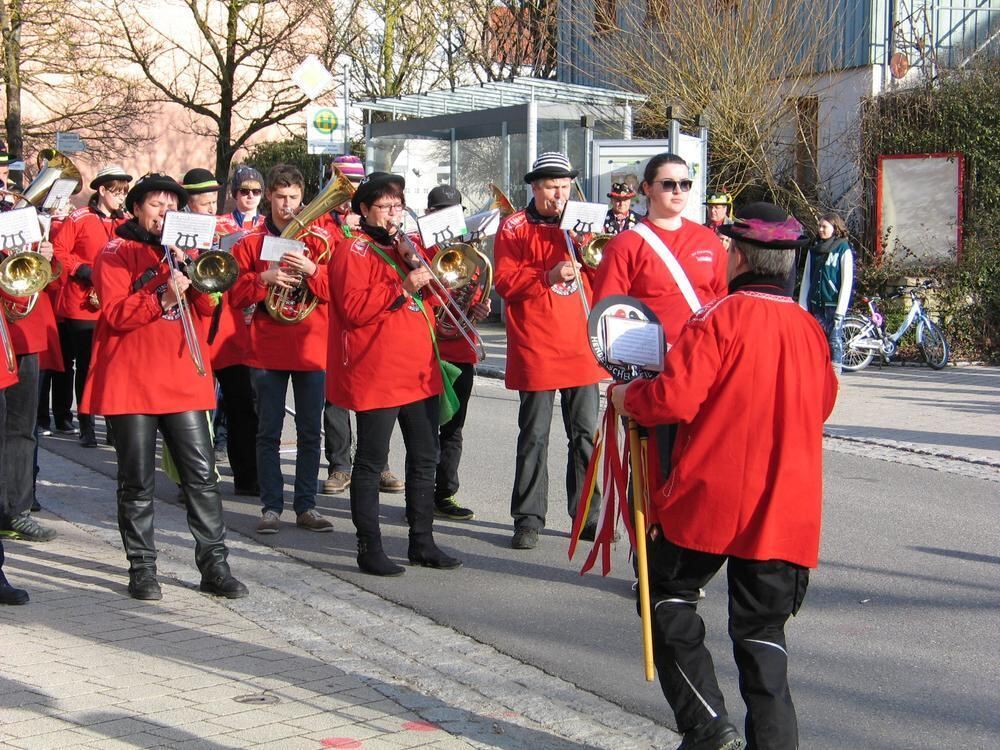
[79,414,97,448]
[407,536,462,569]
[127,568,162,600]
[357,539,404,577]
[199,567,248,598]
[406,488,461,570]
[0,543,29,605]
[678,719,745,750]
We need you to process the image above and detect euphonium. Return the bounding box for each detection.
[187,250,239,294]
[263,169,356,324]
[432,242,492,341]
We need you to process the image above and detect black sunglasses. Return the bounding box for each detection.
[655,179,694,193]
[238,187,262,196]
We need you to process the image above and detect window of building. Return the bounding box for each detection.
[794,95,819,198]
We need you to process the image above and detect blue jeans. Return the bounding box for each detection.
[252,368,325,516]
[813,308,844,371]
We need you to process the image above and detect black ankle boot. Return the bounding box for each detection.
[407,537,462,570]
[0,571,28,605]
[128,568,162,600]
[357,540,404,577]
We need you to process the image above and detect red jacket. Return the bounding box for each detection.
[624,277,839,568]
[206,216,251,371]
[327,231,442,412]
[229,222,331,371]
[593,218,727,346]
[8,288,55,358]
[493,209,605,391]
[81,229,216,415]
[215,211,263,238]
[52,206,125,321]
[0,354,17,389]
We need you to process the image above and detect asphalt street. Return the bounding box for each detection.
[40,376,999,750]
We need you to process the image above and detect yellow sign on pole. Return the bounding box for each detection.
[306,106,344,155]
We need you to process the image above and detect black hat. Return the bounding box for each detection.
[351,171,405,215]
[607,182,635,199]
[124,172,188,214]
[524,152,578,183]
[230,165,263,196]
[89,165,133,190]
[427,184,463,211]
[719,202,809,249]
[181,168,221,195]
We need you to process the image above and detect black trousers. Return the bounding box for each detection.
[107,412,230,577]
[2,354,39,522]
[351,396,438,545]
[646,535,809,749]
[214,365,258,489]
[510,385,600,531]
[52,320,95,427]
[434,362,475,502]
[324,401,353,473]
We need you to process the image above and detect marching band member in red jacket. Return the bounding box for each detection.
[611,203,838,750]
[0,238,59,543]
[51,165,131,446]
[493,152,606,551]
[181,168,258,496]
[81,173,248,601]
[594,152,728,490]
[327,172,461,576]
[423,185,489,521]
[0,349,28,604]
[230,165,333,536]
[215,165,264,236]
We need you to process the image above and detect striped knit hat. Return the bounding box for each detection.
[333,155,365,184]
[524,152,578,183]
[90,164,133,190]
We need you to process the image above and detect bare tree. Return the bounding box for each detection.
[577,0,844,214]
[90,0,356,191]
[1,0,151,166]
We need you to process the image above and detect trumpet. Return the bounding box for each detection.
[396,213,486,362]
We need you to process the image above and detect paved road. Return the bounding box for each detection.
[38,376,999,749]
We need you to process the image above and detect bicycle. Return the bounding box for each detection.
[841,280,949,372]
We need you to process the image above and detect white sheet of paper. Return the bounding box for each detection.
[464,208,500,240]
[560,200,607,233]
[604,316,664,370]
[219,230,248,252]
[161,211,218,251]
[260,236,305,262]
[41,178,78,210]
[0,207,43,249]
[418,204,468,248]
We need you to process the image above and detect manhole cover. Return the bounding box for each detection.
[233,693,280,705]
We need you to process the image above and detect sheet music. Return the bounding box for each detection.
[464,208,501,240]
[559,201,607,233]
[219,230,248,252]
[161,211,218,251]
[260,236,305,262]
[603,316,664,370]
[417,205,468,248]
[0,207,43,250]
[41,179,78,210]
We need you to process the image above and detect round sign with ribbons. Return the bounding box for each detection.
[588,295,665,383]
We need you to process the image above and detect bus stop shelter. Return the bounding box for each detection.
[358,77,646,210]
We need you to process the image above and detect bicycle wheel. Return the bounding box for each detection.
[841,316,876,372]
[919,319,949,370]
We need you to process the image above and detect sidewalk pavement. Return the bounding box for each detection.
[0,450,676,750]
[478,321,1000,481]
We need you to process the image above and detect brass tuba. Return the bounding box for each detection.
[263,169,355,324]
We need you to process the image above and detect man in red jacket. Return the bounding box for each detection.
[494,152,606,550]
[611,203,838,750]
[230,165,333,536]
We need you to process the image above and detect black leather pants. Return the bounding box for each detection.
[108,412,230,577]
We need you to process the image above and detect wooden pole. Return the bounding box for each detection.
[628,418,655,682]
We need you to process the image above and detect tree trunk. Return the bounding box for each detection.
[0,0,24,172]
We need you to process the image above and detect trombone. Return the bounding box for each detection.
[163,246,207,377]
[397,210,486,362]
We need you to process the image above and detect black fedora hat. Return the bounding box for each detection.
[125,172,188,214]
[181,167,221,195]
[351,171,405,215]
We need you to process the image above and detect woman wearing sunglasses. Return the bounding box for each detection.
[592,152,728,492]
[216,165,265,236]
